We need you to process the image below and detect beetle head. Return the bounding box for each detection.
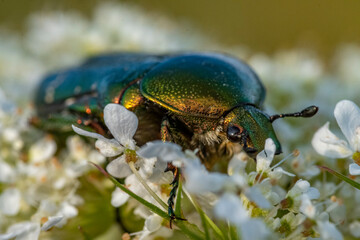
[224,105,282,158]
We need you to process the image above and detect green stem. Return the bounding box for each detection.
[229,223,238,240]
[91,162,205,240]
[318,165,360,190]
[90,162,169,219]
[174,177,183,217]
[128,161,168,210]
[183,189,225,240]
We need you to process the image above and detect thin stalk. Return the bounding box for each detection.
[319,165,360,190]
[174,177,183,217]
[229,223,238,240]
[183,188,225,240]
[128,161,168,210]
[90,162,169,219]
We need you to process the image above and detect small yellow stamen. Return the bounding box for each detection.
[353,152,360,165]
[124,149,137,163]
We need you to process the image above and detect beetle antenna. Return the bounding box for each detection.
[269,105,319,123]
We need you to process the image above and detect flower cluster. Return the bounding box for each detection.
[0,92,105,239]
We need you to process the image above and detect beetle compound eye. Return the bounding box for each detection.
[227,125,243,142]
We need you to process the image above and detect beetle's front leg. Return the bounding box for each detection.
[160,118,186,227]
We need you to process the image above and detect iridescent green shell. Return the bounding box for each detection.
[140,54,266,118]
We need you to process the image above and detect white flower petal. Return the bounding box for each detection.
[317,221,343,240]
[138,157,157,179]
[41,216,63,231]
[106,155,132,178]
[138,141,186,163]
[214,193,248,225]
[144,214,163,232]
[300,195,316,219]
[273,167,295,177]
[228,152,248,175]
[59,202,78,219]
[0,188,21,216]
[184,168,228,193]
[240,219,269,240]
[103,104,138,148]
[244,186,271,209]
[256,138,275,172]
[111,187,129,207]
[312,122,352,158]
[349,163,360,175]
[306,187,320,200]
[0,160,16,183]
[95,139,123,157]
[334,100,360,151]
[72,125,105,140]
[287,179,310,197]
[349,220,360,238]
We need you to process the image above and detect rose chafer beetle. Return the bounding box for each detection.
[34,52,318,223]
[35,53,317,163]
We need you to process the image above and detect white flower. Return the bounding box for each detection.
[214,193,270,240]
[312,122,352,158]
[312,100,360,175]
[28,137,57,164]
[274,212,306,234]
[73,103,139,178]
[73,103,137,152]
[256,138,295,179]
[287,179,320,200]
[0,188,21,216]
[285,179,320,212]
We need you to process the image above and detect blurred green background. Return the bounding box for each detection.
[1,0,360,60]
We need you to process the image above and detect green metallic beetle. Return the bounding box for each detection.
[35,52,318,168]
[34,52,318,224]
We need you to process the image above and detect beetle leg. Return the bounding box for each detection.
[164,162,186,228]
[161,118,173,142]
[82,118,107,135]
[160,118,187,227]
